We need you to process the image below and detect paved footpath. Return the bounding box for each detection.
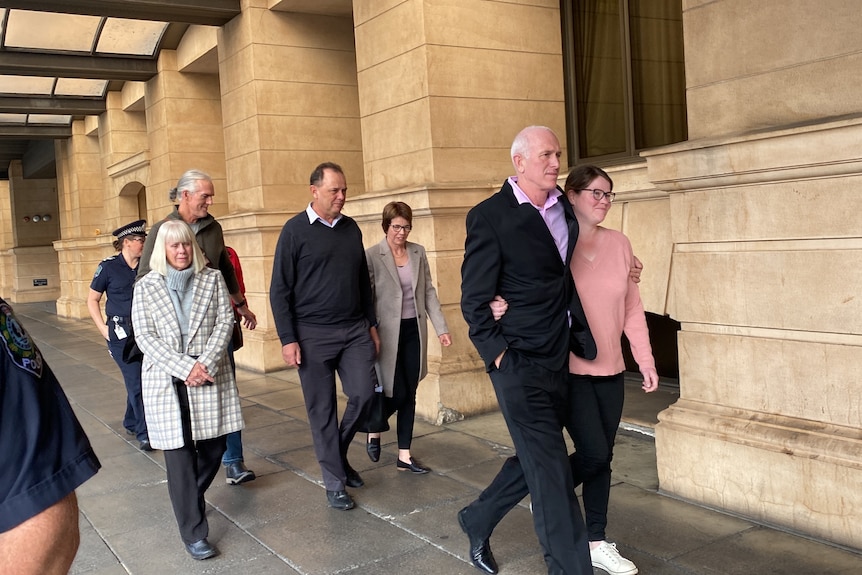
[12,302,862,574]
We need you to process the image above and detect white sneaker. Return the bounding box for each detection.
[590,541,638,575]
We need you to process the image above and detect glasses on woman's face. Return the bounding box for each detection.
[582,189,615,202]
[390,224,412,233]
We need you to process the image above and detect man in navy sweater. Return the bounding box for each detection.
[270,162,379,510]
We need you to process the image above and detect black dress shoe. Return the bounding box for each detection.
[345,465,365,488]
[366,436,381,462]
[326,489,355,510]
[397,457,430,474]
[138,439,153,452]
[185,538,218,560]
[458,508,498,574]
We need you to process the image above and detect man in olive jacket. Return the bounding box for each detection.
[138,169,258,485]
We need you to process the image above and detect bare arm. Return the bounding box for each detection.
[86,289,109,340]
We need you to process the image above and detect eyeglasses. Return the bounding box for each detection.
[582,189,615,202]
[390,224,412,233]
[128,236,146,243]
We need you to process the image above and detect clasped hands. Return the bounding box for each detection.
[185,361,214,387]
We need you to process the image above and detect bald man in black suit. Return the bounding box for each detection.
[459,126,595,575]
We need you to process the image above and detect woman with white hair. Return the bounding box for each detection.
[131,219,243,560]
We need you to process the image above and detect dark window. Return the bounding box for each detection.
[562,0,687,164]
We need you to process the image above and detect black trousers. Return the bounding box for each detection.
[384,318,421,450]
[460,351,591,575]
[566,372,625,542]
[296,320,376,491]
[107,336,147,442]
[162,381,226,544]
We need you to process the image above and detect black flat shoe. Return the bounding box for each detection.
[185,538,218,560]
[397,457,430,474]
[366,436,381,462]
[138,439,153,451]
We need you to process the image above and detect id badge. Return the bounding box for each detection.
[112,316,128,340]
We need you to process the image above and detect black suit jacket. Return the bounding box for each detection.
[461,180,596,373]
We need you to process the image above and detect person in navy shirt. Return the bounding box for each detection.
[87,219,151,450]
[0,297,101,574]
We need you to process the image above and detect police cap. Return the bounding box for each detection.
[112,219,147,240]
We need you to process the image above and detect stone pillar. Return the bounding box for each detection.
[0,180,12,294]
[99,90,149,230]
[145,50,227,220]
[352,0,569,420]
[651,0,862,549]
[217,0,365,371]
[5,161,61,303]
[54,117,117,318]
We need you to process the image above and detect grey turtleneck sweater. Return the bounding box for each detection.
[165,266,195,350]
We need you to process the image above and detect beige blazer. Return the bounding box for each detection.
[131,267,243,450]
[366,238,449,396]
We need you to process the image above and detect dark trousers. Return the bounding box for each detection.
[162,381,227,544]
[460,351,591,575]
[107,338,147,442]
[222,340,244,465]
[296,320,376,491]
[384,318,421,449]
[566,372,625,542]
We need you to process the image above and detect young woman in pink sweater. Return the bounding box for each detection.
[562,165,658,575]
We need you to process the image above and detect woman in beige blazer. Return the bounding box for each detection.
[365,202,451,474]
[131,220,242,561]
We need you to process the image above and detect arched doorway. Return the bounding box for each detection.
[119,181,147,224]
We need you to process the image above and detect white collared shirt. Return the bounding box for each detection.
[305,203,342,228]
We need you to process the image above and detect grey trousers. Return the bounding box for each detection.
[296,320,377,491]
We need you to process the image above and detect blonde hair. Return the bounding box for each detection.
[148,220,206,275]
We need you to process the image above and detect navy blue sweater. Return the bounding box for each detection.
[270,212,376,345]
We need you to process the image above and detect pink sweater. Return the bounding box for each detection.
[568,228,655,376]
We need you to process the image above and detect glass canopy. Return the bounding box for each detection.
[0,8,169,126]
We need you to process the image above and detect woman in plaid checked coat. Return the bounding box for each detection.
[131,220,243,560]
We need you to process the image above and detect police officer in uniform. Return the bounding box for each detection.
[0,297,101,575]
[87,219,151,450]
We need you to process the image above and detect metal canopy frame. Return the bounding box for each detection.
[0,0,241,176]
[0,0,241,27]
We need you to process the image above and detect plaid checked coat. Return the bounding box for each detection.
[131,267,243,450]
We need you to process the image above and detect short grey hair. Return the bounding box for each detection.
[510,125,554,166]
[169,169,212,202]
[148,220,206,275]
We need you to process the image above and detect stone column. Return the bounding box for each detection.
[55,91,148,319]
[5,161,61,303]
[99,90,149,231]
[145,51,227,220]
[352,0,569,421]
[0,180,11,291]
[651,0,862,549]
[217,0,365,371]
